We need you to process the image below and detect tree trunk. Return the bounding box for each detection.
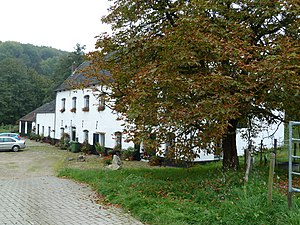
[222,119,239,170]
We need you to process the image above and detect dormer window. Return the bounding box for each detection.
[60,98,66,113]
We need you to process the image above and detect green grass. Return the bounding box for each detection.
[0,124,18,133]
[58,162,300,225]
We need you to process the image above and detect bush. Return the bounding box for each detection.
[29,133,38,140]
[104,158,112,165]
[81,140,91,154]
[148,156,162,166]
[0,124,18,133]
[122,147,135,160]
[60,133,70,150]
[95,143,106,156]
[35,134,41,142]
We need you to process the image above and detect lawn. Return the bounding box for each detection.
[58,157,300,225]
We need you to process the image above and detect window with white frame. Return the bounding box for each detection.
[83,130,89,142]
[71,97,77,112]
[99,133,105,146]
[83,95,89,111]
[60,98,66,112]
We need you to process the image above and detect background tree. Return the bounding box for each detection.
[50,43,86,89]
[0,59,50,124]
[0,41,85,124]
[87,0,299,169]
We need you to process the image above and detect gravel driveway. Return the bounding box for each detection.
[0,139,144,225]
[0,140,63,179]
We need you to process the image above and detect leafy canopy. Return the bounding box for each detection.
[87,0,300,163]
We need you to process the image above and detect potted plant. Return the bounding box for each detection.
[82,107,89,112]
[95,143,106,156]
[97,105,105,111]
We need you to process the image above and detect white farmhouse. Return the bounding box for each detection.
[20,62,133,152]
[19,61,284,161]
[53,62,133,151]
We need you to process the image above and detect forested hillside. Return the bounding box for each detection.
[0,41,85,125]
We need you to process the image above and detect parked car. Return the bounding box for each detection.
[0,136,25,152]
[0,133,21,140]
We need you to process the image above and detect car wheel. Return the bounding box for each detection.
[12,146,20,152]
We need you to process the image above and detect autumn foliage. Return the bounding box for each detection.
[87,0,300,169]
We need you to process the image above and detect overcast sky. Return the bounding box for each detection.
[0,0,111,52]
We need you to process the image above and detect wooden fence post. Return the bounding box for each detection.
[274,139,277,166]
[268,153,275,205]
[244,148,251,183]
[260,140,263,164]
[288,192,292,209]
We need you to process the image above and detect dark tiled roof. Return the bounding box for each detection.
[19,111,36,122]
[35,100,56,113]
[19,100,56,122]
[55,61,110,92]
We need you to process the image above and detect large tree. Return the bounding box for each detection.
[87,0,299,169]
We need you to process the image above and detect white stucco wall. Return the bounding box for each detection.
[191,150,218,162]
[36,113,55,138]
[55,86,134,149]
[32,83,285,160]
